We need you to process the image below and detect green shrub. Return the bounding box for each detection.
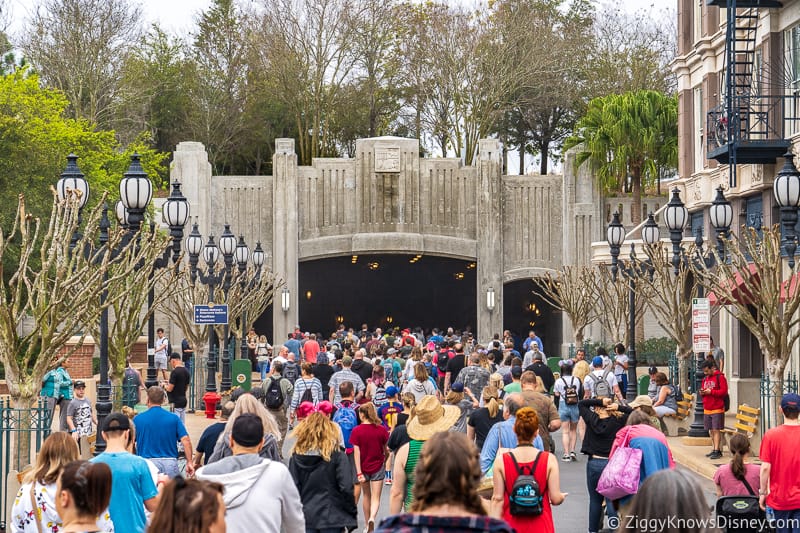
[93,356,100,376]
[638,337,676,365]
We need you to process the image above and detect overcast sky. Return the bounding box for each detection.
[8,0,676,37]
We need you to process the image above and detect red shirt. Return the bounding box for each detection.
[760,424,800,510]
[303,341,320,364]
[348,422,389,476]
[701,371,728,414]
[502,451,553,533]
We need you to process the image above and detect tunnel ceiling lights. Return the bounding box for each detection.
[454,272,465,280]
[351,255,358,264]
[467,262,476,269]
[368,261,380,270]
[409,254,423,264]
[306,290,312,300]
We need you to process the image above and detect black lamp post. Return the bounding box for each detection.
[235,236,250,364]
[663,186,732,438]
[218,225,236,392]
[606,212,659,401]
[56,154,90,253]
[773,151,800,270]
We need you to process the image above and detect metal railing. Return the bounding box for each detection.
[760,371,798,435]
[0,397,52,529]
[94,382,141,411]
[706,94,800,154]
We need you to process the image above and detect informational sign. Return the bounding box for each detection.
[193,304,228,325]
[692,298,710,353]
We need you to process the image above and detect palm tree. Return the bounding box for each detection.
[565,90,678,224]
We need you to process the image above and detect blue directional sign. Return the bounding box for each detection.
[193,304,229,325]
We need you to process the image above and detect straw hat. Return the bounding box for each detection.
[629,395,653,408]
[406,395,461,441]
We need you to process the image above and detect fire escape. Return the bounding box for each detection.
[706,0,787,187]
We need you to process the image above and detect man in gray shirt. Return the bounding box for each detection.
[328,355,365,403]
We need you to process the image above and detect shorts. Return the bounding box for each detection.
[704,413,725,430]
[361,469,386,482]
[154,354,168,370]
[347,452,357,483]
[558,402,580,423]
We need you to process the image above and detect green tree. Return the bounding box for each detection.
[564,90,677,225]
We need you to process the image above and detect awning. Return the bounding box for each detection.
[707,264,758,306]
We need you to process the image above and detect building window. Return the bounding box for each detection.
[694,86,704,172]
[785,24,800,135]
[693,0,703,42]
[691,211,704,240]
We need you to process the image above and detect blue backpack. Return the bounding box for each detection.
[333,402,358,451]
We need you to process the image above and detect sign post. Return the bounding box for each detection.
[692,298,710,353]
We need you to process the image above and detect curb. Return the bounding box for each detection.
[670,443,717,481]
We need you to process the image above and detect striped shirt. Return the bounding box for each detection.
[290,377,323,409]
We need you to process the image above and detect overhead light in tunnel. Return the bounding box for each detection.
[454,272,465,280]
[467,262,476,269]
[529,321,536,327]
[351,255,358,264]
[386,315,393,324]
[336,314,344,324]
[306,290,312,300]
[368,262,380,270]
[409,254,422,264]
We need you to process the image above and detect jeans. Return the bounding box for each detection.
[173,407,186,423]
[150,457,180,478]
[617,374,628,396]
[773,509,800,533]
[259,360,270,381]
[586,457,617,533]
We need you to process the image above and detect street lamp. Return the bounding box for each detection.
[119,154,152,233]
[773,151,800,269]
[661,186,731,437]
[235,235,250,371]
[486,287,496,311]
[606,211,658,402]
[188,234,224,393]
[281,287,291,312]
[57,154,90,253]
[218,224,236,392]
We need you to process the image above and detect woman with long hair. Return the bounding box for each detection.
[366,364,393,408]
[11,433,113,533]
[55,460,112,533]
[350,402,390,532]
[652,372,679,417]
[467,385,504,449]
[490,407,566,532]
[403,346,424,384]
[579,395,633,533]
[486,373,506,404]
[445,383,477,434]
[256,335,270,381]
[289,412,358,533]
[553,359,582,461]
[207,393,281,463]
[714,433,761,496]
[147,478,226,533]
[377,432,513,532]
[402,362,436,403]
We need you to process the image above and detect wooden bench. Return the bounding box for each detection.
[662,393,694,436]
[721,404,760,449]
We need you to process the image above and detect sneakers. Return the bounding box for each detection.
[708,450,723,460]
[570,452,578,462]
[562,453,571,462]
[384,477,392,486]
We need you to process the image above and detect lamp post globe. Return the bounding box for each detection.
[665,188,688,275]
[114,200,130,228]
[58,154,90,251]
[642,213,660,246]
[774,152,800,269]
[203,236,220,266]
[235,236,249,268]
[118,153,153,232]
[606,212,625,281]
[252,242,265,268]
[709,186,733,259]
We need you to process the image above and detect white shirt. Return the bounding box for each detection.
[154,336,169,357]
[614,354,628,377]
[583,369,619,397]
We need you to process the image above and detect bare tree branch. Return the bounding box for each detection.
[532,266,596,346]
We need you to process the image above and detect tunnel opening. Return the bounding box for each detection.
[503,279,562,357]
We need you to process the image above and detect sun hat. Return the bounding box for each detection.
[406,395,461,441]
[629,395,653,408]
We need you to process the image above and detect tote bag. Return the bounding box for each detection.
[596,447,643,500]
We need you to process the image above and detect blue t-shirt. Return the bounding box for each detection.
[285,338,301,357]
[134,406,188,459]
[91,452,157,533]
[196,422,226,465]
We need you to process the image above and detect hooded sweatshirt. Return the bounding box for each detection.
[197,454,304,533]
[288,451,357,530]
[403,378,436,403]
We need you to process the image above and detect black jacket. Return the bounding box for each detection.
[351,359,373,386]
[288,451,358,529]
[527,361,556,393]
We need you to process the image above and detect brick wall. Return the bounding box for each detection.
[59,342,95,379]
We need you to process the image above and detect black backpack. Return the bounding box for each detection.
[671,384,685,403]
[282,361,299,384]
[562,376,580,405]
[508,451,545,516]
[714,374,731,412]
[263,377,284,409]
[299,380,314,404]
[437,349,452,373]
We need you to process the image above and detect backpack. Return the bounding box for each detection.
[122,367,140,404]
[507,451,545,516]
[437,349,452,373]
[372,383,387,407]
[383,359,396,385]
[263,377,285,409]
[561,376,580,405]
[282,361,299,384]
[714,374,731,412]
[670,384,685,403]
[588,368,613,399]
[299,381,314,404]
[333,402,358,450]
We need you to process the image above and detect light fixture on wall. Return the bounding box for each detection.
[486,287,495,311]
[386,315,393,324]
[368,261,380,270]
[281,287,290,312]
[336,314,344,324]
[306,290,312,300]
[454,272,464,280]
[351,255,358,264]
[467,262,477,269]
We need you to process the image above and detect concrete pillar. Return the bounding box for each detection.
[272,139,300,342]
[476,139,503,341]
[170,142,213,237]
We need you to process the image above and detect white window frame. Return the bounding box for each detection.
[694,86,705,172]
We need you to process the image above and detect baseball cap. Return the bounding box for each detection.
[511,366,522,378]
[102,412,131,432]
[387,348,397,355]
[592,356,604,367]
[231,413,264,447]
[386,385,399,397]
[451,382,465,393]
[781,393,800,411]
[74,380,86,388]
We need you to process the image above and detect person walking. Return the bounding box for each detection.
[289,411,358,533]
[256,335,271,381]
[467,385,504,450]
[366,364,392,408]
[55,460,113,533]
[194,401,234,468]
[207,393,281,463]
[66,380,95,446]
[579,395,632,533]
[165,354,190,423]
[402,363,437,403]
[700,359,728,460]
[11,432,113,533]
[455,353,491,399]
[148,478,227,533]
[154,328,170,381]
[134,386,194,478]
[715,433,761,497]
[389,395,460,513]
[41,358,73,432]
[553,360,582,461]
[759,393,800,532]
[376,432,514,533]
[490,407,566,532]
[329,355,366,403]
[446,382,478,433]
[122,357,142,408]
[261,360,293,447]
[289,362,323,427]
[196,413,305,532]
[350,402,390,533]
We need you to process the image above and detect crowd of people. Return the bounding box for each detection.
[22,324,800,533]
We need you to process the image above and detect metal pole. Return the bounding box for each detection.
[95,206,111,455]
[144,280,158,389]
[206,282,218,393]
[687,283,710,437]
[626,244,637,402]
